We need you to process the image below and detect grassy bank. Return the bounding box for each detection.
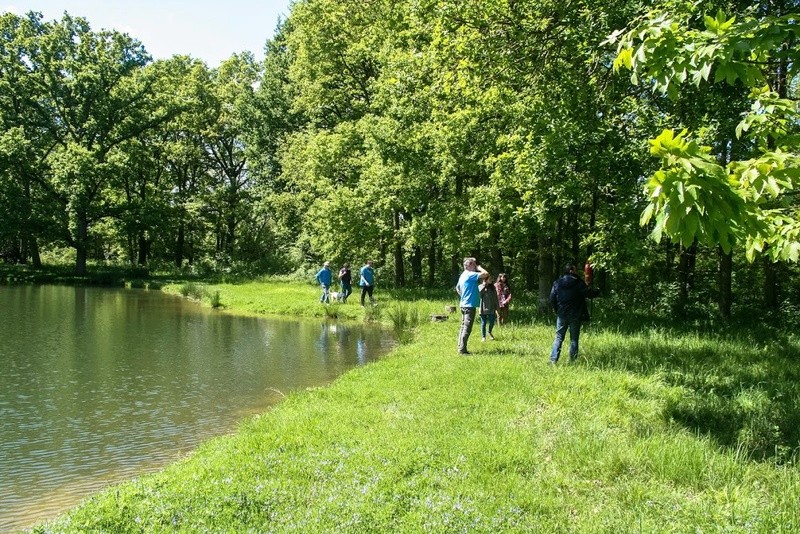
[34,280,800,532]
[159,279,464,325]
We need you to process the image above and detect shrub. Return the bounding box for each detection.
[363,303,381,323]
[385,302,421,343]
[322,303,340,319]
[180,282,207,301]
[385,301,420,331]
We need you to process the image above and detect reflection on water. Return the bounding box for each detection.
[0,285,395,532]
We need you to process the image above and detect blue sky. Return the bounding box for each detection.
[1,0,294,66]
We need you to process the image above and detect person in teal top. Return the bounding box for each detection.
[359,260,376,306]
[456,257,488,354]
[315,261,333,303]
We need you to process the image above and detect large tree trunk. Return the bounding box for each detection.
[410,245,422,285]
[490,227,504,275]
[74,211,89,276]
[718,246,733,318]
[537,233,553,313]
[175,224,185,268]
[29,236,41,268]
[427,228,437,286]
[188,232,195,266]
[392,209,405,287]
[764,258,779,310]
[677,241,697,312]
[137,233,150,266]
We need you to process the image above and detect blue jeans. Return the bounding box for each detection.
[480,313,495,338]
[550,315,581,362]
[341,283,352,303]
[320,284,330,303]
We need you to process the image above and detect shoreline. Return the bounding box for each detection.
[20,279,800,532]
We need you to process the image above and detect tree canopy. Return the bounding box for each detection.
[2,1,799,316]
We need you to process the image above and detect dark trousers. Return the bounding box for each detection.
[480,313,496,338]
[458,307,476,353]
[341,283,352,303]
[360,285,374,305]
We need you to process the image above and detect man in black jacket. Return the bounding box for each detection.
[549,263,599,364]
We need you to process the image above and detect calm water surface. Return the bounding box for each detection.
[0,285,395,532]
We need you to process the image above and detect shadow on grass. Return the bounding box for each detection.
[579,303,800,464]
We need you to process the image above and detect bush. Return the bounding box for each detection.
[322,303,340,319]
[363,303,381,323]
[385,301,421,331]
[180,282,208,301]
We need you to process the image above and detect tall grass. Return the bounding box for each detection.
[178,281,207,301]
[362,303,382,323]
[322,302,341,318]
[384,301,423,342]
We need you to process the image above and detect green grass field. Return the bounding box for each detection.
[34,279,800,533]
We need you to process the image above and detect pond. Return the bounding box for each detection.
[0,285,395,532]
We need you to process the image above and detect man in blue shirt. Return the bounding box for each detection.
[359,260,376,306]
[315,261,333,304]
[456,257,488,355]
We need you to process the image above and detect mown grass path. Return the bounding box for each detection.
[36,281,800,533]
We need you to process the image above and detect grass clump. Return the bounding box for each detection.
[322,302,341,318]
[209,289,223,308]
[384,301,422,343]
[178,281,207,300]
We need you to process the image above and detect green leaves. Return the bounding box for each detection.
[642,126,799,260]
[703,11,736,36]
[643,129,739,253]
[610,8,800,262]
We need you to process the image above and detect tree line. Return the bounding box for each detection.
[1,0,798,317]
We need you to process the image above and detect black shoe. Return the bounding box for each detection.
[459,350,471,355]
